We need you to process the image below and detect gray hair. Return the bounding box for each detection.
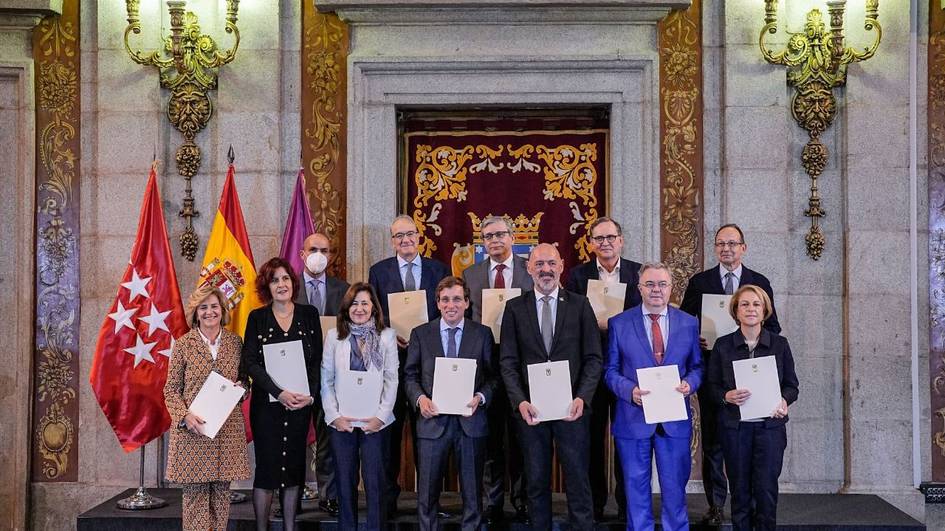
[389,214,417,236]
[481,215,513,234]
[638,261,672,279]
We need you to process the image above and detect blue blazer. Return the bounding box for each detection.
[368,256,450,326]
[605,305,702,439]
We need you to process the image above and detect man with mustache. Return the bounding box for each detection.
[499,243,601,531]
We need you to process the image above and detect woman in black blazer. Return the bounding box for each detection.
[707,284,799,531]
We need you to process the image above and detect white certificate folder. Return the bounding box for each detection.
[733,355,781,420]
[527,360,572,422]
[433,357,477,415]
[263,340,310,402]
[188,371,244,439]
[388,290,429,340]
[586,279,627,321]
[701,294,737,349]
[481,288,521,343]
[336,369,383,428]
[636,364,687,424]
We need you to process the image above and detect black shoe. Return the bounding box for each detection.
[593,507,605,522]
[514,505,530,525]
[484,506,504,525]
[386,499,399,517]
[318,498,340,517]
[702,505,724,526]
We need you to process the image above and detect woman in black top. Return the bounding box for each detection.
[240,257,322,531]
[707,284,799,531]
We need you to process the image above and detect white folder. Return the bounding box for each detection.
[527,360,572,422]
[636,364,688,424]
[432,357,477,416]
[187,371,244,439]
[336,368,384,428]
[586,279,627,321]
[388,290,429,340]
[481,288,521,343]
[701,294,737,349]
[263,340,310,402]
[733,355,782,420]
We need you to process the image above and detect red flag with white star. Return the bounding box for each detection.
[89,164,189,452]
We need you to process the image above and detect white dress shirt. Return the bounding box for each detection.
[398,254,423,289]
[641,305,669,352]
[489,255,515,288]
[198,328,220,361]
[596,258,621,284]
[719,263,743,288]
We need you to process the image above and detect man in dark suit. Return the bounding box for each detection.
[565,216,641,521]
[605,262,702,531]
[461,215,532,523]
[404,276,497,531]
[679,223,781,525]
[297,232,349,516]
[368,214,450,512]
[499,243,601,531]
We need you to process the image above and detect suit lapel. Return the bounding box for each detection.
[457,319,476,359]
[510,256,527,288]
[550,290,568,354]
[632,308,655,360]
[430,318,447,358]
[587,261,601,281]
[420,258,434,292]
[523,291,549,358]
[709,265,725,293]
[739,266,755,288]
[476,259,491,289]
[386,257,404,293]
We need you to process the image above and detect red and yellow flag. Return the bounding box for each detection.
[198,163,261,336]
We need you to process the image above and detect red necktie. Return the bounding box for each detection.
[493,263,507,288]
[648,313,664,365]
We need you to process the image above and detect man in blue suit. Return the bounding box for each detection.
[605,262,702,531]
[404,276,497,531]
[368,214,450,512]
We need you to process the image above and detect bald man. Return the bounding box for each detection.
[499,243,602,531]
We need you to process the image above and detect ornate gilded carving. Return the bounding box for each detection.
[31,0,81,482]
[303,3,349,277]
[761,0,881,259]
[414,145,474,207]
[928,1,945,480]
[124,0,241,261]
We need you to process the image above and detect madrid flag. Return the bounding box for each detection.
[198,163,261,337]
[89,164,189,452]
[278,167,315,278]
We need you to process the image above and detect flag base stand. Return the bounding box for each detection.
[116,443,167,510]
[229,491,248,504]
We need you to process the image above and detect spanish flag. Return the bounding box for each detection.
[198,163,261,336]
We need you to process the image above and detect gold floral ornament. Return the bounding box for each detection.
[124,0,241,261]
[760,0,881,259]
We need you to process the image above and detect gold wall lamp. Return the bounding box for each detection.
[760,0,881,259]
[124,0,241,261]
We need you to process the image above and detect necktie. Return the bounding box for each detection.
[493,263,507,289]
[724,272,734,295]
[447,327,458,358]
[540,295,554,354]
[309,279,325,315]
[648,313,664,365]
[404,261,416,291]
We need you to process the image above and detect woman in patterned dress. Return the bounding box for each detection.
[240,257,322,531]
[164,284,251,530]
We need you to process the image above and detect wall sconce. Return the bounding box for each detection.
[760,1,881,260]
[124,0,241,261]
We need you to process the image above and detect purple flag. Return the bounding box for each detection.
[279,168,316,278]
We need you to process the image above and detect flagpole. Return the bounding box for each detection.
[116,443,167,510]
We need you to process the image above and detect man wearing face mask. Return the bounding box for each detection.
[297,232,350,516]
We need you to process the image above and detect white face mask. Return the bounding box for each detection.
[305,251,328,275]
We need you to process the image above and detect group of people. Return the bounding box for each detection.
[162,214,799,531]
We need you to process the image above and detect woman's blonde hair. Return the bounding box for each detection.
[185,283,231,328]
[728,284,772,323]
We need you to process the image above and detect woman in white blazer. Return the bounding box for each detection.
[320,282,399,531]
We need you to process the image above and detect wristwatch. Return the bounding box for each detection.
[178,418,187,430]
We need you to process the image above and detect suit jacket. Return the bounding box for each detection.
[368,256,450,326]
[499,289,603,417]
[707,328,799,429]
[163,328,251,483]
[320,327,400,427]
[565,257,643,310]
[295,274,350,317]
[463,255,533,323]
[680,264,781,335]
[404,318,497,438]
[605,305,703,439]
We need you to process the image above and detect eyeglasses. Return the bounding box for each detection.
[590,234,620,244]
[714,240,744,248]
[482,230,511,241]
[641,281,670,290]
[392,230,418,241]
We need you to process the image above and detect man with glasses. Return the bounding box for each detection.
[368,214,450,513]
[500,243,601,531]
[566,216,641,522]
[606,262,702,531]
[462,215,532,524]
[680,223,781,525]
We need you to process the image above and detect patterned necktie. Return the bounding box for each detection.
[447,327,458,358]
[309,279,325,315]
[648,313,664,365]
[493,263,507,289]
[540,295,554,354]
[724,272,735,295]
[404,261,416,291]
